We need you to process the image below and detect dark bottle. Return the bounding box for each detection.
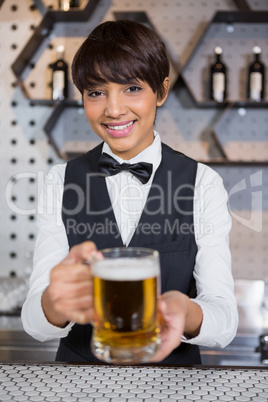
[210,47,227,103]
[50,45,68,101]
[247,46,265,102]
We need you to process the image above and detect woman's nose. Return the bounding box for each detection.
[104,93,127,118]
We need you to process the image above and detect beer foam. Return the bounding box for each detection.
[92,258,159,281]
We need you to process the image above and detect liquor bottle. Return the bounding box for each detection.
[210,47,227,103]
[247,46,265,102]
[58,0,80,10]
[50,45,68,101]
[58,0,70,10]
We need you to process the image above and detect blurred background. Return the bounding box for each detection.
[0,0,267,365]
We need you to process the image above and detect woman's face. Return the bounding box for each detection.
[83,79,169,160]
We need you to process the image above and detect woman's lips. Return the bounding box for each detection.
[103,120,136,137]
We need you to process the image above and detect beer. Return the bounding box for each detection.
[91,248,161,363]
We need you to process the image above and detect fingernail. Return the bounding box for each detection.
[83,254,96,265]
[96,251,104,260]
[84,251,103,265]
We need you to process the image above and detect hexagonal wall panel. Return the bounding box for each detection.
[10,0,110,160]
[44,100,101,159]
[11,0,103,100]
[246,0,268,10]
[156,77,226,162]
[214,103,268,162]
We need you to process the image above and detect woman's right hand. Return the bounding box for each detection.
[41,241,98,327]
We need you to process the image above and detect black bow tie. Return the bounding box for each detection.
[98,153,153,184]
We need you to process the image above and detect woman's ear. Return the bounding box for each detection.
[157,77,170,107]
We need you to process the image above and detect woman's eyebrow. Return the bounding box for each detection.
[86,82,105,89]
[85,79,143,91]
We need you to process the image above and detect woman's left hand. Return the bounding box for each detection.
[149,291,187,362]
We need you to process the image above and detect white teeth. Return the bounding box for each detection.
[107,121,133,130]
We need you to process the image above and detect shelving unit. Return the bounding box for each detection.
[182,11,268,104]
[181,10,268,164]
[11,0,100,100]
[9,5,268,163]
[10,0,105,159]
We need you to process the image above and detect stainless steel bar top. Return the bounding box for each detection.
[0,362,267,401]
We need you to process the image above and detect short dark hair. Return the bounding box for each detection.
[72,20,170,99]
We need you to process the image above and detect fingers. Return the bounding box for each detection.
[49,262,93,313]
[62,241,98,264]
[50,262,92,284]
[159,291,187,313]
[43,241,99,326]
[67,307,95,325]
[48,272,92,301]
[54,293,95,325]
[148,293,187,363]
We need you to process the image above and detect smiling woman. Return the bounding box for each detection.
[71,20,170,159]
[82,80,169,159]
[22,19,238,367]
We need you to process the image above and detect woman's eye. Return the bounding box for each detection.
[127,86,142,93]
[87,91,103,97]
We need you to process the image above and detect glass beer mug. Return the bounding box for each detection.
[91,247,161,364]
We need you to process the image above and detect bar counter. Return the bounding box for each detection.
[0,362,267,401]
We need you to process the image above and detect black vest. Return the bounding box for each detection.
[57,142,200,365]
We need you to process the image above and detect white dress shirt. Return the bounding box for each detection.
[21,131,238,349]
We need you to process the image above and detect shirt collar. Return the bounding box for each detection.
[102,130,162,174]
